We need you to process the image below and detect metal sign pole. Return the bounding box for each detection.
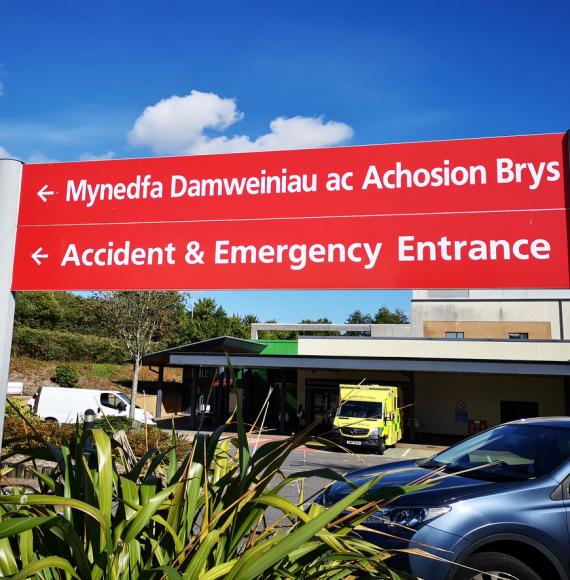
[0,158,23,452]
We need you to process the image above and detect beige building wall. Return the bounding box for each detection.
[298,337,570,361]
[370,324,414,337]
[411,296,565,338]
[414,373,565,436]
[293,290,570,438]
[423,321,551,339]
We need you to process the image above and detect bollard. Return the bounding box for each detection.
[83,408,97,467]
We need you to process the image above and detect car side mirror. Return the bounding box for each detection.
[118,402,127,412]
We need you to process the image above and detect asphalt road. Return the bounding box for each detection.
[175,428,440,512]
[274,447,407,513]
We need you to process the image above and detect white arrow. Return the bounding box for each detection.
[31,248,48,265]
[36,185,57,203]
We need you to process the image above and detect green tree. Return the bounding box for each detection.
[256,320,297,340]
[14,291,123,344]
[168,297,259,345]
[241,314,260,339]
[374,306,409,324]
[14,291,63,329]
[54,292,108,336]
[298,317,340,336]
[170,297,230,345]
[344,309,374,335]
[257,317,340,339]
[345,309,373,324]
[226,314,250,339]
[97,291,185,419]
[344,306,409,335]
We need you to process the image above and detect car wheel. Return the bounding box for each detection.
[377,437,386,455]
[456,551,541,580]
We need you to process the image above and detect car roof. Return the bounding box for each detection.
[505,417,570,428]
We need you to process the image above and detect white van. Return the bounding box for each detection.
[33,386,155,425]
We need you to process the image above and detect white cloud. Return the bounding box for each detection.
[128,90,242,154]
[0,145,11,157]
[79,151,115,161]
[128,90,353,155]
[257,116,352,150]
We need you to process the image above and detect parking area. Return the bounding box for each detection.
[279,443,440,504]
[1,429,442,503]
[172,428,442,507]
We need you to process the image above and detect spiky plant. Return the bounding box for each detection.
[0,358,428,579]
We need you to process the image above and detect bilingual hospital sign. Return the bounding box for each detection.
[11,133,570,291]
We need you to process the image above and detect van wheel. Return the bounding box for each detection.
[377,437,386,455]
[456,552,541,580]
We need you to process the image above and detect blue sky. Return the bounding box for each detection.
[1,1,569,322]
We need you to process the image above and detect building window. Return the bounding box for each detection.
[508,333,529,340]
[445,331,464,339]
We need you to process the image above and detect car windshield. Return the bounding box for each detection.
[421,424,570,480]
[337,401,382,420]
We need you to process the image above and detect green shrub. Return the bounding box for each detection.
[0,427,404,578]
[53,364,79,388]
[97,415,134,433]
[2,409,189,458]
[11,326,127,363]
[5,398,35,421]
[0,359,428,578]
[2,406,77,451]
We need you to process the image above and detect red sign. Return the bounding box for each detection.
[12,133,569,291]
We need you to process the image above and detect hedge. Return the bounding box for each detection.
[11,325,127,363]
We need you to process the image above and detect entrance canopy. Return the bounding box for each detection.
[139,336,570,438]
[141,336,570,377]
[140,335,266,366]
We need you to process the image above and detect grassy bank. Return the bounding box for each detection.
[8,356,183,396]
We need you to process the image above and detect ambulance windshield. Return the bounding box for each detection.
[337,401,383,420]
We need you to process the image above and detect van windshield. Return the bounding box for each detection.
[337,401,382,420]
[115,392,143,409]
[116,393,131,405]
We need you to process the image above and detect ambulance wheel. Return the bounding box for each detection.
[377,437,386,455]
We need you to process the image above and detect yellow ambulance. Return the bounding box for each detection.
[332,384,402,454]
